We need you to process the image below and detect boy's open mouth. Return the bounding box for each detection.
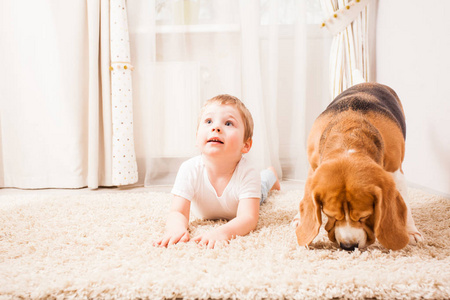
[207,138,224,144]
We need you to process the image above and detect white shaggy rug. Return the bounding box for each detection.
[0,188,449,299]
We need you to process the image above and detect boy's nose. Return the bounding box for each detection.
[212,127,221,133]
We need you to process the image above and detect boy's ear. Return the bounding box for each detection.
[241,139,252,154]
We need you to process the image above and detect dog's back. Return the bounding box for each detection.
[322,83,406,139]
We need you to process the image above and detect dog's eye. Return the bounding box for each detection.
[359,215,370,222]
[323,209,341,220]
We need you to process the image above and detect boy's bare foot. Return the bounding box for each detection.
[268,166,281,191]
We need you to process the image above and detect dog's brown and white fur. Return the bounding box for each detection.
[293,83,423,251]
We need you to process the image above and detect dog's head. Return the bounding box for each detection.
[295,159,410,250]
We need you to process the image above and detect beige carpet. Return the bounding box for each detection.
[0,188,449,299]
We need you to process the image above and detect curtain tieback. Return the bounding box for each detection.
[321,0,372,36]
[110,61,134,71]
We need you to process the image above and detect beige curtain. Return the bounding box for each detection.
[0,0,137,189]
[320,0,374,99]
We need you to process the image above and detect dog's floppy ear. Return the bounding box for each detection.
[372,174,409,250]
[296,187,322,246]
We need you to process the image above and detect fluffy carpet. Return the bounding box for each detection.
[0,187,449,299]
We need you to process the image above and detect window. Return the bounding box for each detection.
[155,0,324,30]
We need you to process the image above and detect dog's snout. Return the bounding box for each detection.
[335,222,367,250]
[340,242,358,251]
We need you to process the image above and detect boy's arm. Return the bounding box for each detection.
[153,195,191,247]
[193,197,260,248]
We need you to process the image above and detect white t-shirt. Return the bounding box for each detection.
[171,155,261,220]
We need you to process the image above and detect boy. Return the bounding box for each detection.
[154,94,280,249]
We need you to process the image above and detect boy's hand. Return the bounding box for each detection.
[192,229,230,249]
[153,229,190,247]
[192,197,260,249]
[154,195,191,248]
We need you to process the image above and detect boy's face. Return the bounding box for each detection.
[196,103,252,159]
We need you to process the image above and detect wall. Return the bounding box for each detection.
[376,0,450,196]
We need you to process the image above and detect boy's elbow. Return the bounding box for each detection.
[246,214,259,230]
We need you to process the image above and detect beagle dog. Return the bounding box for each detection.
[293,83,423,251]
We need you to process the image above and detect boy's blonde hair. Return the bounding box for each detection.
[199,94,254,142]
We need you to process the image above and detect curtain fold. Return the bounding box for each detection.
[100,0,113,186]
[110,0,138,186]
[87,0,101,188]
[292,0,309,179]
[239,0,280,176]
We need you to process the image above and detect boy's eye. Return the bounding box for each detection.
[205,119,212,124]
[225,121,233,126]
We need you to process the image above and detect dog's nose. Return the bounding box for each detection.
[340,242,358,251]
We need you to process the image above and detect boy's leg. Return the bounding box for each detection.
[260,167,280,205]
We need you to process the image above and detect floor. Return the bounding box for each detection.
[0,180,303,196]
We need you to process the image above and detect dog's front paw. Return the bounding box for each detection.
[409,231,424,244]
[291,212,300,228]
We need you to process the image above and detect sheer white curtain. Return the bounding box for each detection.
[129,0,312,186]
